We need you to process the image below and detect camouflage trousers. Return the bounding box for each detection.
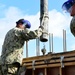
[0,64,26,75]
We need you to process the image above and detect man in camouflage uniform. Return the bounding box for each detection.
[1,19,43,75]
[62,0,75,36]
[70,16,75,36]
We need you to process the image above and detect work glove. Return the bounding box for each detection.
[39,25,44,30]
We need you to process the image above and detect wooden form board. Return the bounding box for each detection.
[22,50,75,69]
[23,50,75,75]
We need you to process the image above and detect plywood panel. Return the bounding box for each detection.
[47,67,60,75]
[62,66,75,75]
[25,69,32,75]
[34,68,44,75]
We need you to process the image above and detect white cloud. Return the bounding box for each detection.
[71,44,75,50]
[0,6,72,55]
[49,9,72,37]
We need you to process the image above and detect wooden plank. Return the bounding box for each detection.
[32,70,34,75]
[25,61,75,69]
[23,56,75,67]
[44,68,47,75]
[22,50,75,63]
[23,56,75,66]
[59,67,62,75]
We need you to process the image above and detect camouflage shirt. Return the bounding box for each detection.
[1,27,42,65]
[70,16,75,36]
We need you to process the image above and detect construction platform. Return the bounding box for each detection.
[22,50,75,75]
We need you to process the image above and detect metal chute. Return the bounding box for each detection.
[40,0,49,42]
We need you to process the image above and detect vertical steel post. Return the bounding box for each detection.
[49,33,53,53]
[63,29,67,52]
[52,33,53,53]
[26,41,28,57]
[36,38,40,56]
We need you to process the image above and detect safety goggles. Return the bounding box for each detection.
[22,22,27,26]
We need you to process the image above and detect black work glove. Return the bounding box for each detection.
[39,25,44,30]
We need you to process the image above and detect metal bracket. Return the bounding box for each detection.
[60,56,64,68]
[32,60,35,70]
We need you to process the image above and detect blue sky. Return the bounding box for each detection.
[0,0,75,58]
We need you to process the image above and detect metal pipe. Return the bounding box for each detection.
[63,29,67,52]
[49,33,53,53]
[36,38,40,56]
[26,40,28,57]
[52,34,53,53]
[49,33,51,52]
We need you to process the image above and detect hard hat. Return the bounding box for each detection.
[16,19,31,29]
[62,0,75,13]
[68,0,75,2]
[23,19,31,28]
